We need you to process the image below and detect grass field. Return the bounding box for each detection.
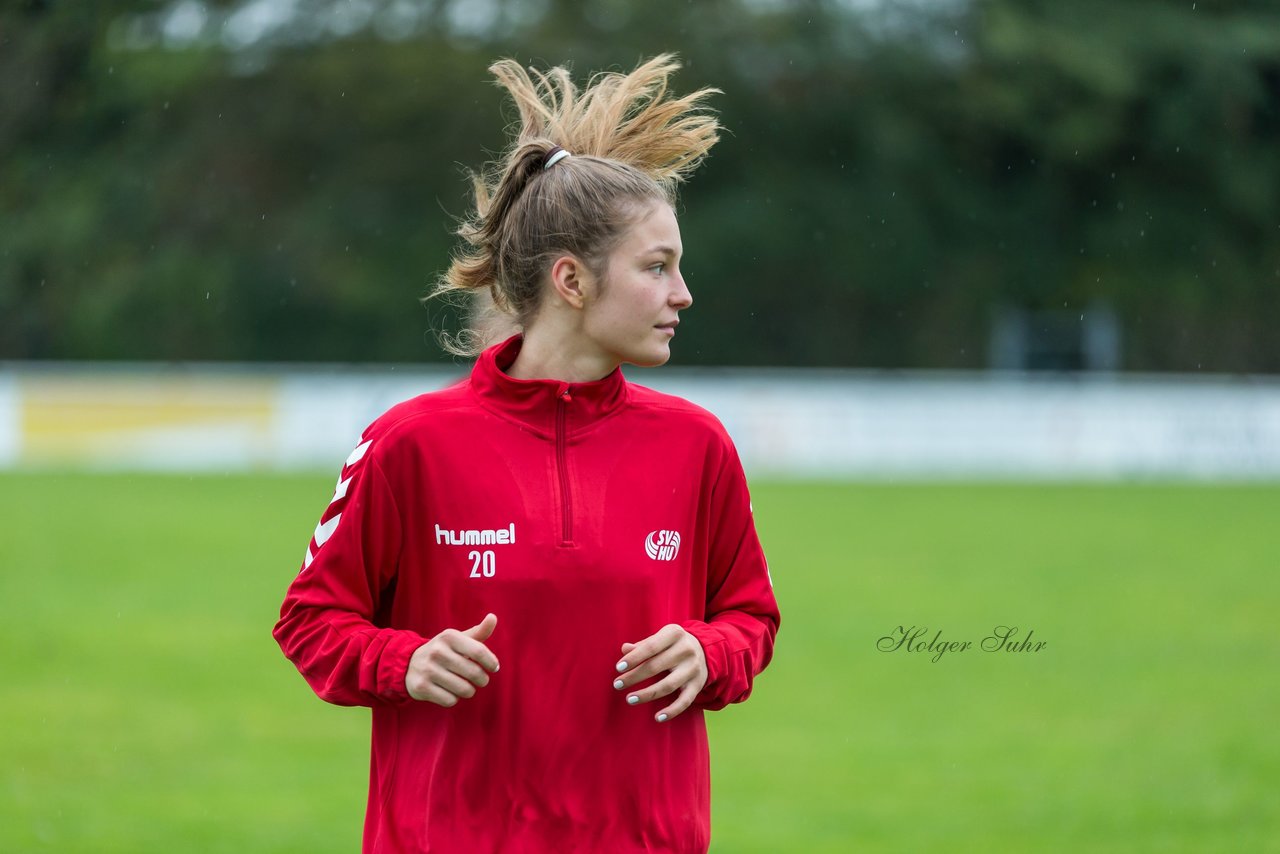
[2,473,1277,852]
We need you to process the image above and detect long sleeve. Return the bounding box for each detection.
[272,434,426,707]
[681,437,781,711]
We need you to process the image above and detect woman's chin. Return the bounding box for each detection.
[625,345,671,369]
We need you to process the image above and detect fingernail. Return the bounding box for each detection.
[627,695,639,705]
[494,663,500,673]
[657,714,668,723]
[613,679,624,690]
[616,661,628,672]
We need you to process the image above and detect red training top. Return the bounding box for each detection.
[274,334,781,853]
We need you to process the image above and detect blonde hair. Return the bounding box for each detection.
[432,54,721,356]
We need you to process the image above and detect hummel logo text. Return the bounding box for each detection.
[435,523,516,546]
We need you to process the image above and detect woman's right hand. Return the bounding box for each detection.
[405,613,500,706]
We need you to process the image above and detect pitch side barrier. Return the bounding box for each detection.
[2,362,1279,479]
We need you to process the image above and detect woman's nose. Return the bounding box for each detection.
[671,273,692,309]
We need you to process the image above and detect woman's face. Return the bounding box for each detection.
[582,200,692,369]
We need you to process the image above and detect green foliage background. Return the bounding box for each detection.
[3,0,1279,370]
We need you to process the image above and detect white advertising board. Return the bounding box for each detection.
[3,362,1278,479]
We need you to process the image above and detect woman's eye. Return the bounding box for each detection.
[649,263,665,274]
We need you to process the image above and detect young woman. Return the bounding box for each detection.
[274,55,780,853]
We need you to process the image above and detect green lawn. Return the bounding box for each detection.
[2,474,1277,852]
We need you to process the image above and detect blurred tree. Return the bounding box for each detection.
[2,0,1278,370]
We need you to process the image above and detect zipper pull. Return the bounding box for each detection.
[557,382,573,402]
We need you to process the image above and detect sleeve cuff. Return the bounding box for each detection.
[680,619,728,708]
[376,630,430,704]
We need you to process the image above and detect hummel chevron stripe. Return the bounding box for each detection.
[346,440,371,466]
[314,514,341,547]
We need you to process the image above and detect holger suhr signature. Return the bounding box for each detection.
[878,625,1046,663]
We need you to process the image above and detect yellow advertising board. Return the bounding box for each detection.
[18,373,277,468]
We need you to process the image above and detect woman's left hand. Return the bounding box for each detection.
[613,624,708,722]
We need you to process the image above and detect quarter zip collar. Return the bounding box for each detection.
[470,333,631,439]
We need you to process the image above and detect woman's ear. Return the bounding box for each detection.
[548,255,589,310]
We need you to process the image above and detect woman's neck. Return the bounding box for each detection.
[505,329,617,383]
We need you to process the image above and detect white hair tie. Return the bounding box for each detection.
[544,147,572,170]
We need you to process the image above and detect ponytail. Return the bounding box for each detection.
[431,55,721,356]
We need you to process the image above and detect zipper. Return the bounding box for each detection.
[555,383,573,546]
